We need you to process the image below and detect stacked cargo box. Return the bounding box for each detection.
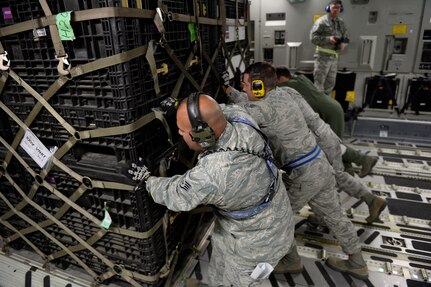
[0,0,249,286]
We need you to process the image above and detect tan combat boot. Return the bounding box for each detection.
[326,252,369,280]
[342,147,378,178]
[365,196,387,223]
[307,214,327,229]
[358,155,378,178]
[274,246,304,274]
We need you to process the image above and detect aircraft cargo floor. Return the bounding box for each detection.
[183,137,431,287]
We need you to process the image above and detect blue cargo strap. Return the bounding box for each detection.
[217,117,278,220]
[282,144,321,171]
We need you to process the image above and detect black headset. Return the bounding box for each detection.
[325,1,344,13]
[250,63,265,98]
[187,92,216,148]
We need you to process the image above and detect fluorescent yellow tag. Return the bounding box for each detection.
[392,24,407,35]
[331,90,336,99]
[388,99,393,105]
[313,14,325,23]
[345,91,355,102]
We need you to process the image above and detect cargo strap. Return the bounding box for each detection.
[0,7,233,38]
[193,0,204,74]
[0,216,45,258]
[153,8,202,92]
[146,40,162,95]
[200,41,223,90]
[316,46,339,58]
[222,37,236,74]
[0,136,161,286]
[0,45,173,285]
[1,44,151,167]
[38,0,70,75]
[281,145,321,171]
[0,2,248,285]
[234,0,248,69]
[0,176,100,280]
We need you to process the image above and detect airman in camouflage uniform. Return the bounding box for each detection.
[145,94,295,286]
[225,62,368,280]
[310,0,348,95]
[276,67,386,224]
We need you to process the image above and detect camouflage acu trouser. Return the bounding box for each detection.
[285,156,362,255]
[318,134,370,199]
[313,53,338,96]
[207,232,269,287]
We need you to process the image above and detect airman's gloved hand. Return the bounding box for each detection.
[128,158,152,191]
[159,96,178,117]
[220,71,230,88]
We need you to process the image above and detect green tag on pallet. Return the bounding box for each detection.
[101,202,112,229]
[56,11,75,41]
[188,22,197,43]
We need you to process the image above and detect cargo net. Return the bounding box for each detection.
[0,0,249,286]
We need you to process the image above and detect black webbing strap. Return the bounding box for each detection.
[146,40,161,95]
[200,41,222,90]
[222,37,237,73]
[0,179,99,279]
[170,43,199,100]
[163,42,201,91]
[2,44,149,167]
[0,217,46,258]
[0,170,144,286]
[0,2,249,284]
[0,45,172,283]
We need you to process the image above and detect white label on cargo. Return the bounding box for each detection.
[379,130,388,138]
[20,129,54,168]
[34,28,47,37]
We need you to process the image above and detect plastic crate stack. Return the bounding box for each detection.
[0,0,250,286]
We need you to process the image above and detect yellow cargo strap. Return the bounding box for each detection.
[316,46,339,58]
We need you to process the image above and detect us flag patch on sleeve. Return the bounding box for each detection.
[179,180,191,191]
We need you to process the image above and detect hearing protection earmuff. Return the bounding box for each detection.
[251,63,265,98]
[325,1,344,13]
[187,92,216,148]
